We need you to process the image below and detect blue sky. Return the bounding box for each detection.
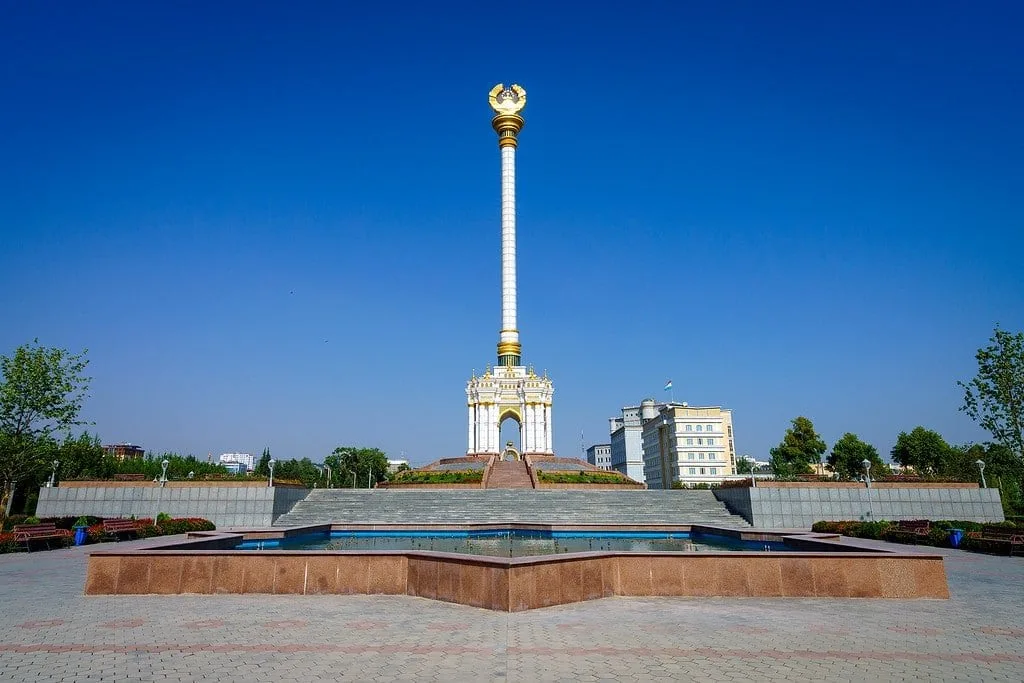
[2,2,1021,465]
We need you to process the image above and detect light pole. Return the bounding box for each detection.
[862,459,872,488]
[325,464,332,489]
[976,459,987,488]
[268,459,276,487]
[368,469,373,489]
[349,470,356,488]
[160,459,170,487]
[47,460,60,488]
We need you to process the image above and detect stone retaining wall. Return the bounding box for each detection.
[35,485,309,528]
[714,486,1004,528]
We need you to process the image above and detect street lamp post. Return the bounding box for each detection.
[368,469,373,489]
[862,459,872,488]
[160,459,170,487]
[976,459,987,488]
[47,460,60,488]
[268,459,276,487]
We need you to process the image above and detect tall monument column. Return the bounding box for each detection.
[466,84,554,457]
[490,83,526,367]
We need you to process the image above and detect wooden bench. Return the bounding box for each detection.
[968,525,1024,556]
[885,520,931,544]
[102,518,139,540]
[12,523,65,551]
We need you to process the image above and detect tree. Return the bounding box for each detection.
[735,455,756,474]
[0,341,90,516]
[768,416,827,478]
[828,432,886,479]
[58,432,106,479]
[327,446,389,488]
[890,427,953,475]
[255,447,271,476]
[959,327,1024,459]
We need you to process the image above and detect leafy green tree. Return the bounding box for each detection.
[959,327,1024,458]
[828,432,886,479]
[327,446,389,488]
[768,416,827,478]
[272,458,320,487]
[0,341,91,516]
[890,427,953,475]
[255,447,271,476]
[735,455,755,474]
[58,433,106,479]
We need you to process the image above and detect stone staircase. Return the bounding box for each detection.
[486,461,533,488]
[273,489,750,527]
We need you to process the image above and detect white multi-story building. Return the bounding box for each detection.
[608,399,664,483]
[219,453,255,472]
[585,444,612,470]
[641,405,737,489]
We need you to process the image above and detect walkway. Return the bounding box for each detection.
[0,540,1022,681]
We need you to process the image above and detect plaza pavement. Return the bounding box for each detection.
[0,538,1022,682]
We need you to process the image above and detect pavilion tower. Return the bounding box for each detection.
[465,84,554,458]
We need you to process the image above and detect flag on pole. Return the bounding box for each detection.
[664,380,673,391]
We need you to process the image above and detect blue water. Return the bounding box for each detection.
[236,529,789,556]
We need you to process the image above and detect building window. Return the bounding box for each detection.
[687,453,694,460]
[706,424,714,432]
[685,425,692,432]
[689,468,696,475]
[710,468,717,475]
[698,453,705,460]
[700,467,706,475]
[686,438,693,445]
[695,425,702,432]
[706,438,714,445]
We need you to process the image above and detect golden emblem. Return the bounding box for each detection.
[489,84,526,115]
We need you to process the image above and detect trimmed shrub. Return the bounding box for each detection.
[392,470,483,484]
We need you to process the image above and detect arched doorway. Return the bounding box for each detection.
[499,410,522,460]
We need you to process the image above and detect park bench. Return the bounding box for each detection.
[12,523,65,551]
[113,473,147,481]
[885,520,931,544]
[967,525,1024,556]
[102,518,140,541]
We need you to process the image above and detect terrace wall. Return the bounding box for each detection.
[35,483,309,528]
[714,485,1005,528]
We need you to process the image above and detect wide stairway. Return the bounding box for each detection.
[486,461,533,488]
[273,489,749,527]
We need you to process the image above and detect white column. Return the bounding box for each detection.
[467,405,475,454]
[489,405,498,453]
[544,405,553,453]
[499,145,519,349]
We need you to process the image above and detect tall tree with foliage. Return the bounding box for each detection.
[890,427,953,475]
[326,446,389,488]
[255,447,271,476]
[0,341,91,516]
[769,416,827,477]
[828,432,886,479]
[959,326,1024,459]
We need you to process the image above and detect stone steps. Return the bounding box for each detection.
[273,489,750,527]
[486,461,533,489]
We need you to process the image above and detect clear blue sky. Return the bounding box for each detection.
[2,2,1021,465]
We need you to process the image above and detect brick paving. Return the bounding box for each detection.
[1,540,1022,681]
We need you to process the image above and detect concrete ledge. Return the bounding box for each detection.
[84,525,950,608]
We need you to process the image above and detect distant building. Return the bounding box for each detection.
[608,399,665,483]
[641,404,737,489]
[585,444,612,470]
[103,443,145,461]
[219,453,255,472]
[221,461,247,475]
[387,459,410,473]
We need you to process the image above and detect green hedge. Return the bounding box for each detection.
[391,470,483,484]
[537,471,634,484]
[811,519,1019,550]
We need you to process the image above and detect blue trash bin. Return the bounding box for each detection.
[949,528,964,548]
[73,526,88,546]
